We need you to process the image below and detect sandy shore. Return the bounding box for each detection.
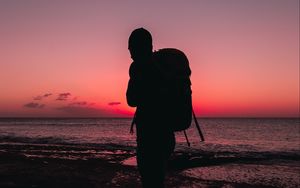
[0,143,299,188]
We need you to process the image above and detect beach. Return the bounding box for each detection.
[1,142,299,188]
[0,118,299,187]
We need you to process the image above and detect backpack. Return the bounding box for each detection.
[153,48,192,132]
[130,48,204,143]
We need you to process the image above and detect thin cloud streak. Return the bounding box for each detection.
[33,93,52,100]
[69,101,88,106]
[108,102,121,106]
[56,93,71,101]
[24,102,45,109]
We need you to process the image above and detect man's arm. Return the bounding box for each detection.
[126,63,139,107]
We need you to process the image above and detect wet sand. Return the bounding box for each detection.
[0,143,299,188]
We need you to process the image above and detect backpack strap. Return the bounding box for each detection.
[129,112,136,134]
[183,130,191,147]
[192,108,205,142]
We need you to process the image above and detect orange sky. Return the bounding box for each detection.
[0,1,299,117]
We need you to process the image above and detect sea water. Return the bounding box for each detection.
[0,118,299,154]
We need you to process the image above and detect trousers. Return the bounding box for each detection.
[136,127,175,188]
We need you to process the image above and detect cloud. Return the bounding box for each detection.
[24,102,45,109]
[33,96,43,100]
[108,102,121,106]
[33,93,52,100]
[43,93,52,97]
[56,93,71,101]
[69,101,87,106]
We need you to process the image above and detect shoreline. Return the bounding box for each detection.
[1,143,299,188]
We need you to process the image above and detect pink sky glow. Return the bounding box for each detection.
[0,0,299,117]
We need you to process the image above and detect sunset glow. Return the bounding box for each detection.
[0,0,299,117]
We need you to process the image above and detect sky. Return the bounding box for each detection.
[0,0,299,118]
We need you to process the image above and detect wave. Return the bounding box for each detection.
[1,135,299,162]
[0,135,136,153]
[0,118,131,126]
[0,134,75,145]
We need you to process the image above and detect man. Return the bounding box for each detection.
[126,28,175,188]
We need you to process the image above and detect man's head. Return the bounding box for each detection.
[128,28,153,61]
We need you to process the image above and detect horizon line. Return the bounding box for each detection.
[0,116,299,119]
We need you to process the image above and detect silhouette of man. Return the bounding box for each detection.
[126,28,175,188]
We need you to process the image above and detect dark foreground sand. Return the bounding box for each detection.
[0,143,299,188]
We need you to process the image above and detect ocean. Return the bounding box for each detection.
[0,118,299,187]
[0,118,299,156]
